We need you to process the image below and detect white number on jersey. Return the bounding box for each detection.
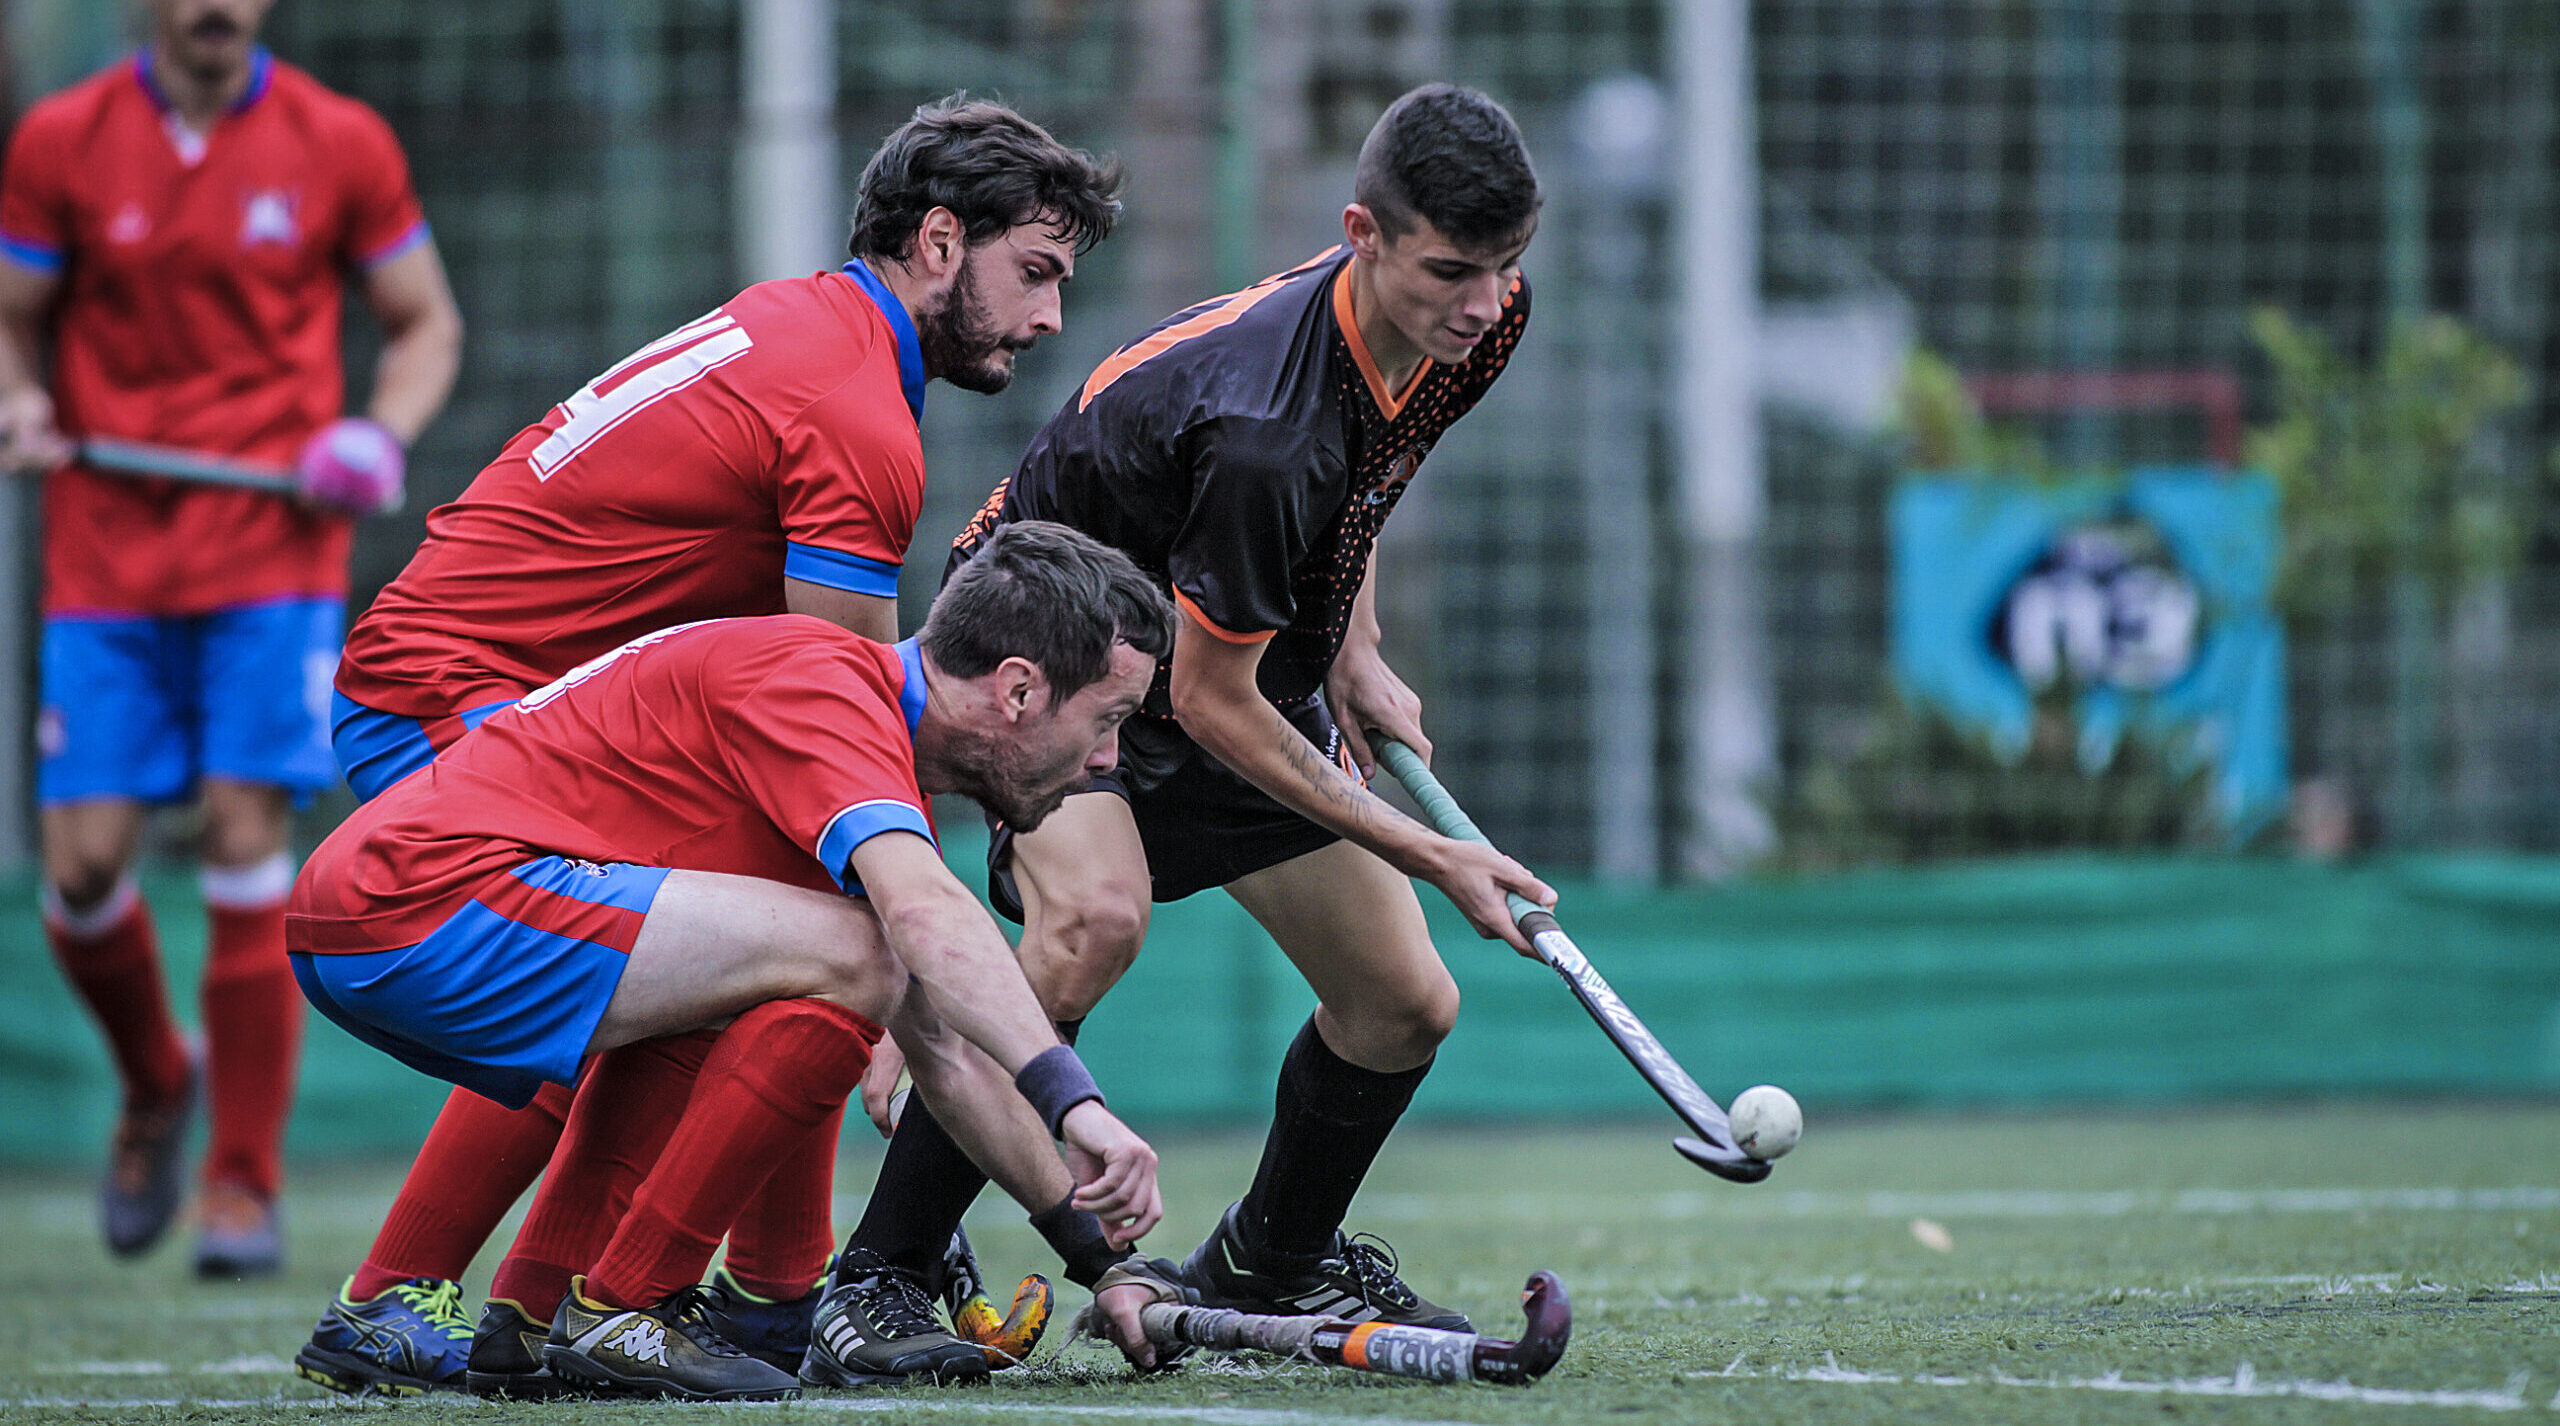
[529,311,754,479]
[516,619,727,713]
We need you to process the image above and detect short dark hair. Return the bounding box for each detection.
[1353,83,1542,249]
[923,521,1174,703]
[850,96,1125,261]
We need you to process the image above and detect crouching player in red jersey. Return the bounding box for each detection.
[287,523,1175,1402]
[292,99,1121,1396]
[0,0,462,1277]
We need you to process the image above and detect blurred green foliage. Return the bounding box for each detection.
[1780,686,2223,870]
[1893,349,2057,482]
[2245,308,2539,613]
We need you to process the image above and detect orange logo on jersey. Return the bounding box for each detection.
[1078,248,1346,411]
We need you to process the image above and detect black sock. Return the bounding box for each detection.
[843,1019,1084,1283]
[1238,1016,1431,1264]
[1028,1193,1123,1288]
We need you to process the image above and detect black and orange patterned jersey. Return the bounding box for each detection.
[949,245,1529,718]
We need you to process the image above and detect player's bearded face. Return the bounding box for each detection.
[917,249,1026,396]
[949,645,1148,830]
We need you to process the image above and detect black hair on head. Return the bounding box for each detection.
[923,521,1174,704]
[850,96,1126,261]
[1353,83,1542,250]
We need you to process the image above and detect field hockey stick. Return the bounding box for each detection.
[1372,736,1773,1184]
[76,437,299,495]
[1136,1271,1570,1385]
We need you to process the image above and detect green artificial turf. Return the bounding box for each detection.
[2,1102,2554,1424]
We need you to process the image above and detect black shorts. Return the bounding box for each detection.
[986,695,1347,919]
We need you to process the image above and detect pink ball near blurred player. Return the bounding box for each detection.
[296,416,405,516]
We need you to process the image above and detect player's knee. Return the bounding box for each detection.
[1404,977,1461,1053]
[45,857,126,914]
[1025,889,1148,1016]
[809,938,905,1024]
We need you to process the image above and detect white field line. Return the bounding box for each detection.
[0,1397,1480,1426]
[1361,1185,2560,1223]
[19,1185,2555,1233]
[1691,1354,2539,1412]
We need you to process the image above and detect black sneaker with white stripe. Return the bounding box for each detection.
[1176,1202,1471,1332]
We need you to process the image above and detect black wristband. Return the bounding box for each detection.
[1014,1044,1103,1138]
[1028,1194,1124,1288]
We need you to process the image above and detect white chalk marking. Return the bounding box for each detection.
[1691,1353,2537,1412]
[1364,1185,2560,1222]
[3,1392,1478,1425]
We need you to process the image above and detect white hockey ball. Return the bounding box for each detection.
[1728,1084,1802,1161]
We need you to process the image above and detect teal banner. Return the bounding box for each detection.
[1892,469,2288,836]
[5,851,2556,1162]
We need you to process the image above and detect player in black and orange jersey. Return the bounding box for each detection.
[802,84,1556,1382]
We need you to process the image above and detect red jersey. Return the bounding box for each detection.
[289,616,934,956]
[0,50,430,615]
[334,263,929,720]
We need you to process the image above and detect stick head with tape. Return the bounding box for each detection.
[295,417,405,516]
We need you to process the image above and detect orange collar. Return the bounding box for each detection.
[1333,263,1432,421]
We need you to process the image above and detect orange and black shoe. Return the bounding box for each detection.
[939,1227,1053,1368]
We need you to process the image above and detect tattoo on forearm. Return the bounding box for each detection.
[1277,721,1386,837]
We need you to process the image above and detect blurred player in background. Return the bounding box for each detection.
[807,83,1551,1381]
[0,0,462,1278]
[292,98,1123,1397]
[289,524,1172,1401]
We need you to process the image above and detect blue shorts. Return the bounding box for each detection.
[290,855,669,1108]
[39,597,342,805]
[331,691,517,803]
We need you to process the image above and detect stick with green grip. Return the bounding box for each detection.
[1371,735,1773,1184]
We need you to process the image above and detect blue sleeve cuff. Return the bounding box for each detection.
[361,219,431,267]
[0,234,62,274]
[785,541,902,598]
[817,797,936,894]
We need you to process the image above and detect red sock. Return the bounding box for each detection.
[719,1106,843,1301]
[200,858,301,1201]
[488,1031,716,1324]
[45,878,190,1105]
[587,1000,878,1310]
[347,1082,573,1301]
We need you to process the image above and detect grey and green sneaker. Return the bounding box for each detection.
[292,1276,472,1396]
[466,1297,582,1399]
[1178,1201,1471,1331]
[799,1248,991,1387]
[544,1276,800,1402]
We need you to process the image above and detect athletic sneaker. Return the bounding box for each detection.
[101,1057,198,1257]
[798,1248,990,1387]
[193,1179,281,1279]
[466,1297,582,1400]
[942,1228,1053,1368]
[700,1266,821,1374]
[544,1276,800,1402]
[292,1276,472,1396]
[1179,1201,1471,1331]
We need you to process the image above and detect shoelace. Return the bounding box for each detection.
[389,1279,474,1341]
[857,1269,948,1339]
[663,1285,753,1357]
[1331,1234,1422,1312]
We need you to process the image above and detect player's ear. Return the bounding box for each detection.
[915,207,968,280]
[994,655,1042,722]
[1342,203,1383,261]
